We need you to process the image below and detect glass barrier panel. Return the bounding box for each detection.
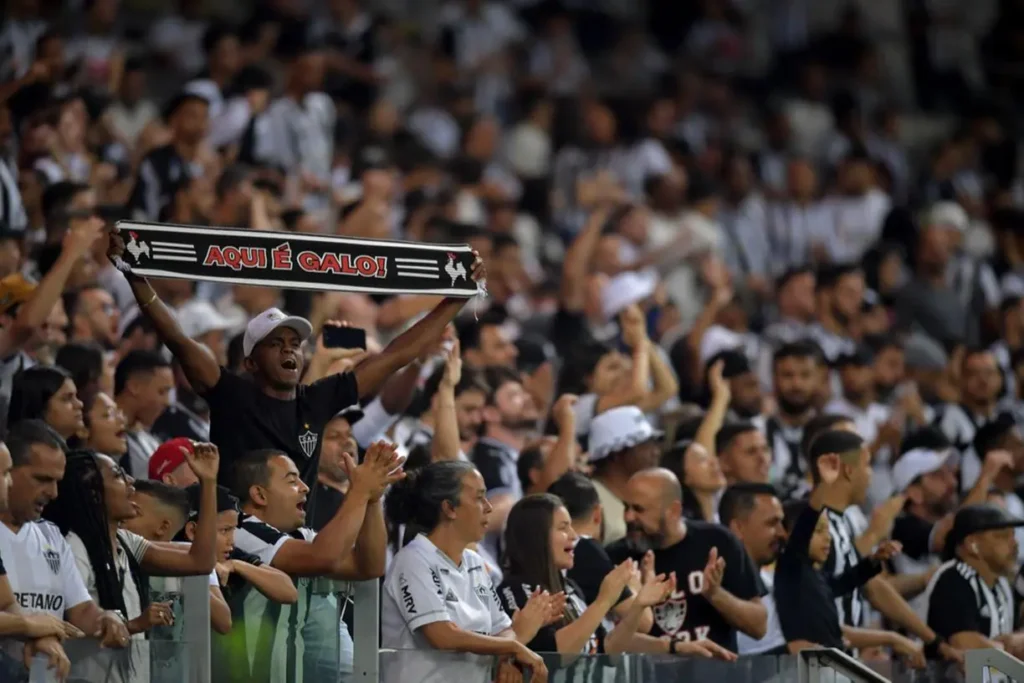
[4,637,190,683]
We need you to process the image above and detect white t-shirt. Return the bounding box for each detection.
[381,534,512,683]
[737,568,785,655]
[67,529,151,683]
[0,521,92,682]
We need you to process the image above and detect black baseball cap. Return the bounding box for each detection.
[352,145,393,177]
[186,484,240,521]
[942,504,1024,560]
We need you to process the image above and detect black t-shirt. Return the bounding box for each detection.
[202,369,359,486]
[607,520,761,650]
[567,537,631,610]
[496,574,604,654]
[927,560,1016,643]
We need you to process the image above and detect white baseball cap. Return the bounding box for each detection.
[177,300,232,340]
[588,406,662,463]
[601,270,658,321]
[892,447,959,493]
[242,307,313,358]
[924,201,968,233]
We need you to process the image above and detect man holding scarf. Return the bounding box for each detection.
[106,231,485,488]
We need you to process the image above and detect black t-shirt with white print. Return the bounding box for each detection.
[927,560,1016,642]
[496,575,605,654]
[202,369,359,487]
[607,520,763,651]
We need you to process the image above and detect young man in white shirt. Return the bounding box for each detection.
[0,420,129,678]
[231,441,400,682]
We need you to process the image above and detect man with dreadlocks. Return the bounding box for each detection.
[41,440,222,682]
[0,420,131,679]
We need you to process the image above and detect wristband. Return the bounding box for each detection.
[923,635,944,659]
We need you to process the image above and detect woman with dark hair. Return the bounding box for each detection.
[43,445,222,682]
[56,340,115,406]
[8,365,83,440]
[498,494,685,659]
[660,440,726,522]
[383,461,550,683]
[81,391,128,458]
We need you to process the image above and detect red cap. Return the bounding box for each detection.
[148,438,194,480]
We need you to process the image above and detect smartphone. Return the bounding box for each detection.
[323,325,366,350]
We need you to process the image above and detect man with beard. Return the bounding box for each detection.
[888,426,990,616]
[607,467,766,651]
[471,366,536,561]
[935,347,1003,493]
[718,482,786,655]
[705,350,762,419]
[65,284,120,349]
[809,264,863,364]
[402,348,487,459]
[755,341,819,498]
[587,406,664,545]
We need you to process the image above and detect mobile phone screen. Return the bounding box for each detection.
[322,325,367,350]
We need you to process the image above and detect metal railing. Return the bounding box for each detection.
[797,647,892,683]
[966,648,1024,683]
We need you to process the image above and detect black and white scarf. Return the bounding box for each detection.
[113,220,483,298]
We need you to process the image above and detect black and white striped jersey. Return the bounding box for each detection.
[926,560,1014,642]
[824,507,866,628]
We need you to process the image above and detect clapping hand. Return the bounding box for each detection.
[636,571,676,608]
[512,589,566,641]
[599,559,636,603]
[345,440,405,502]
[703,548,725,598]
[184,442,220,483]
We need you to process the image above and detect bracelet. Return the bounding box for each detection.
[923,635,944,659]
[140,292,158,308]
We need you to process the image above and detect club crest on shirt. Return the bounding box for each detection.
[43,547,60,575]
[298,429,318,458]
[654,589,688,636]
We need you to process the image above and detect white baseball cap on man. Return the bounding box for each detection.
[588,406,662,463]
[178,300,232,340]
[242,307,313,357]
[892,447,959,493]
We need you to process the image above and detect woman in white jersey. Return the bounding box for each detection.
[383,460,549,683]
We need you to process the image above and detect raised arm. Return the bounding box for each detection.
[140,444,220,576]
[354,255,484,398]
[432,341,463,462]
[107,231,221,393]
[0,214,104,359]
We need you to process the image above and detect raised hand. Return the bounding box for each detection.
[815,453,841,486]
[708,360,730,401]
[346,441,405,502]
[184,442,220,483]
[636,572,676,607]
[868,495,906,538]
[552,394,578,431]
[469,250,487,284]
[620,305,647,348]
[63,211,105,257]
[440,339,463,389]
[983,449,1015,478]
[703,548,725,598]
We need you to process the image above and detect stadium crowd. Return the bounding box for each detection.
[3,0,1024,681]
